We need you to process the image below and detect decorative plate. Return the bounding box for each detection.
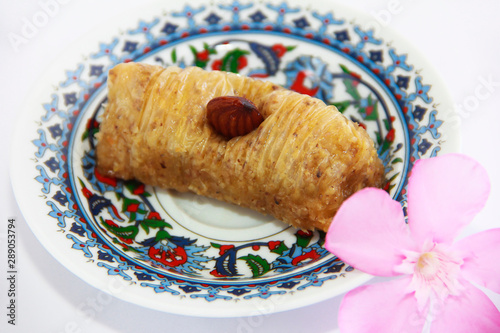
[11,0,459,317]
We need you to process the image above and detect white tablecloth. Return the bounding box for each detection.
[1,1,499,332]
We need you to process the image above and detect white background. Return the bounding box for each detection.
[1,0,500,332]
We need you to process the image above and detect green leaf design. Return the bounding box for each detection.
[240,254,270,278]
[171,49,177,63]
[383,118,393,131]
[391,157,403,164]
[195,59,208,69]
[222,49,250,73]
[143,218,172,229]
[270,242,288,255]
[106,224,139,240]
[375,131,382,146]
[339,64,351,74]
[296,232,313,248]
[210,242,221,249]
[155,229,171,241]
[387,172,400,183]
[140,218,172,234]
[380,140,391,155]
[343,79,361,101]
[364,100,379,121]
[317,230,326,246]
[332,100,351,113]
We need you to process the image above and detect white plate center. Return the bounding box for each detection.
[154,188,290,242]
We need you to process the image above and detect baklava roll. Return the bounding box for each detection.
[96,63,385,231]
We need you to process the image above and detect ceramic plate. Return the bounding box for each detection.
[11,0,459,317]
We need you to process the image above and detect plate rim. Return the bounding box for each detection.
[10,0,460,317]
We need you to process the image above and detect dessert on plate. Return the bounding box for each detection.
[96,63,385,232]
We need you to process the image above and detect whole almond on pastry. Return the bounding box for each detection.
[207,96,264,138]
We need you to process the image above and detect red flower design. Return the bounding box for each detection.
[385,128,395,142]
[219,244,235,255]
[132,183,145,195]
[197,49,209,61]
[148,246,187,267]
[297,230,313,238]
[147,212,161,220]
[268,241,281,250]
[126,203,140,213]
[237,56,248,70]
[94,167,118,187]
[212,59,222,71]
[271,44,287,58]
[210,269,227,277]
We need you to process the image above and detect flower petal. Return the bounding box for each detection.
[326,188,415,276]
[430,280,500,332]
[407,153,490,245]
[339,277,426,333]
[454,228,500,294]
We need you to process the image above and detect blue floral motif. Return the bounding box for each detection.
[278,281,300,289]
[128,19,159,43]
[89,65,104,77]
[413,105,427,122]
[284,56,335,103]
[134,272,154,281]
[407,76,432,103]
[418,138,432,155]
[97,250,115,263]
[161,22,178,35]
[325,262,345,273]
[220,1,253,26]
[243,286,286,300]
[48,124,63,139]
[387,48,413,73]
[250,10,266,23]
[68,234,95,258]
[61,64,85,88]
[297,272,338,290]
[52,190,69,206]
[228,288,251,296]
[335,30,350,42]
[63,92,78,106]
[122,41,138,53]
[312,11,344,35]
[293,17,309,29]
[44,156,60,173]
[141,280,179,295]
[42,94,67,121]
[396,75,410,89]
[267,2,300,25]
[369,50,383,63]
[46,201,77,228]
[423,110,442,139]
[354,26,382,50]
[179,285,200,294]
[190,287,232,301]
[35,165,63,193]
[205,13,222,25]
[70,222,86,237]
[172,5,205,29]
[33,130,59,158]
[91,38,119,63]
[97,262,133,280]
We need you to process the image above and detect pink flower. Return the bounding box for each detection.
[326,153,500,332]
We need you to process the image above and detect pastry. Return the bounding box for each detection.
[96,63,385,231]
